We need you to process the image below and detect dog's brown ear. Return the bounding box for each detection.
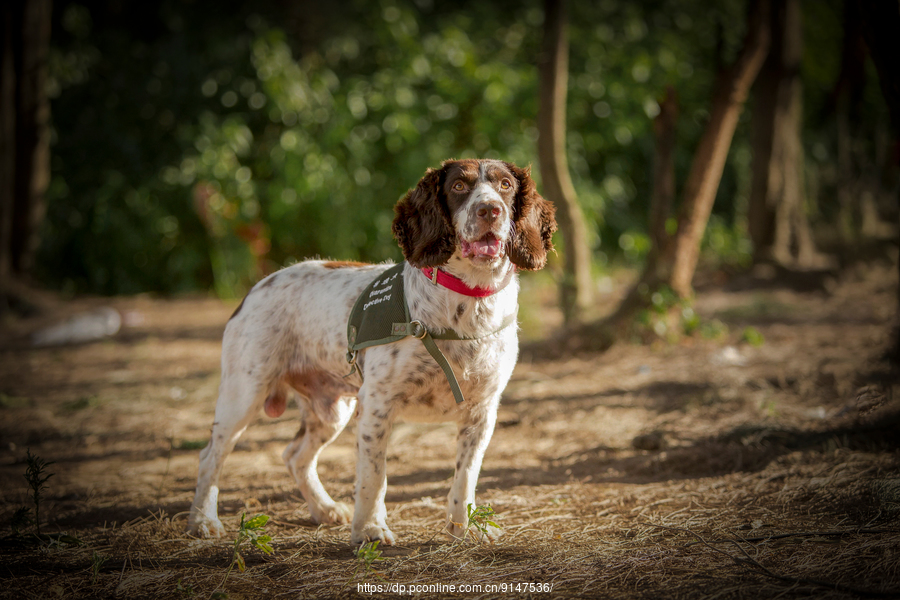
[392,165,456,268]
[505,163,557,270]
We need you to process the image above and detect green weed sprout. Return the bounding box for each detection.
[24,450,54,536]
[10,505,32,535]
[741,326,765,347]
[466,503,501,541]
[13,451,79,546]
[352,540,384,582]
[175,579,195,596]
[216,513,274,594]
[231,513,274,572]
[91,551,110,584]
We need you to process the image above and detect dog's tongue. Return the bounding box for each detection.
[462,235,502,258]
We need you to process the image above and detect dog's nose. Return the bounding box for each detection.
[476,202,502,221]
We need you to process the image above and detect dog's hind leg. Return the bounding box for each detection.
[282,370,357,525]
[187,370,267,538]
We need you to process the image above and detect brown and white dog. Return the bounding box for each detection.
[186,159,556,545]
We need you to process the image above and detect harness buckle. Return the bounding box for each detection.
[409,320,428,340]
[344,350,360,379]
[430,267,439,285]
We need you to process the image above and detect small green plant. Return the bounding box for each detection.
[91,551,110,584]
[466,503,501,541]
[680,307,701,336]
[24,450,54,536]
[0,393,30,408]
[10,505,32,534]
[232,513,274,571]
[175,579,196,596]
[629,286,708,343]
[700,318,728,340]
[741,326,765,347]
[63,395,100,411]
[353,540,385,582]
[12,451,79,546]
[215,513,274,594]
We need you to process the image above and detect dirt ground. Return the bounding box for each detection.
[1,258,899,599]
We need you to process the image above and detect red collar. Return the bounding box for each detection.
[420,267,508,297]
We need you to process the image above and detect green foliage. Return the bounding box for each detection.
[700,318,729,340]
[232,513,274,572]
[466,503,501,540]
[40,0,865,296]
[63,395,100,411]
[24,450,54,537]
[215,513,275,596]
[91,551,110,585]
[352,540,385,582]
[176,579,196,596]
[43,0,542,296]
[741,326,765,347]
[701,215,753,269]
[630,286,735,344]
[10,506,32,535]
[631,284,699,342]
[0,393,30,409]
[10,451,80,546]
[680,306,701,336]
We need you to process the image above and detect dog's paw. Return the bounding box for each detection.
[351,523,396,546]
[445,518,467,539]
[310,501,353,525]
[186,515,226,539]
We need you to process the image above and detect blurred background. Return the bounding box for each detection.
[1,0,897,318]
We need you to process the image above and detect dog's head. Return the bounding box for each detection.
[392,159,556,271]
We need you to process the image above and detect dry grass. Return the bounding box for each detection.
[1,262,900,598]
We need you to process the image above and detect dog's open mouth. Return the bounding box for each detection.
[460,233,504,260]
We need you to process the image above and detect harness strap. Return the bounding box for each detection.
[346,264,517,404]
[422,333,465,404]
[384,313,516,405]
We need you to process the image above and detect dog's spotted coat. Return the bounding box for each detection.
[187,159,556,545]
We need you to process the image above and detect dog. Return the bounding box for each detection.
[186,158,556,545]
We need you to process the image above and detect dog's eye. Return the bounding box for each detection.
[452,181,466,192]
[500,179,512,190]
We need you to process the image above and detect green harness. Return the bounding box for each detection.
[346,263,516,404]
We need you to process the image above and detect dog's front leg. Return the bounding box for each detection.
[350,388,396,546]
[446,406,499,540]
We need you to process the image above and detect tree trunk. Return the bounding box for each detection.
[0,3,17,309]
[10,0,52,276]
[833,1,867,242]
[664,0,771,297]
[857,0,900,364]
[649,87,679,257]
[604,0,769,338]
[595,1,770,344]
[858,2,900,133]
[537,0,592,323]
[637,86,679,291]
[748,0,819,267]
[0,0,51,313]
